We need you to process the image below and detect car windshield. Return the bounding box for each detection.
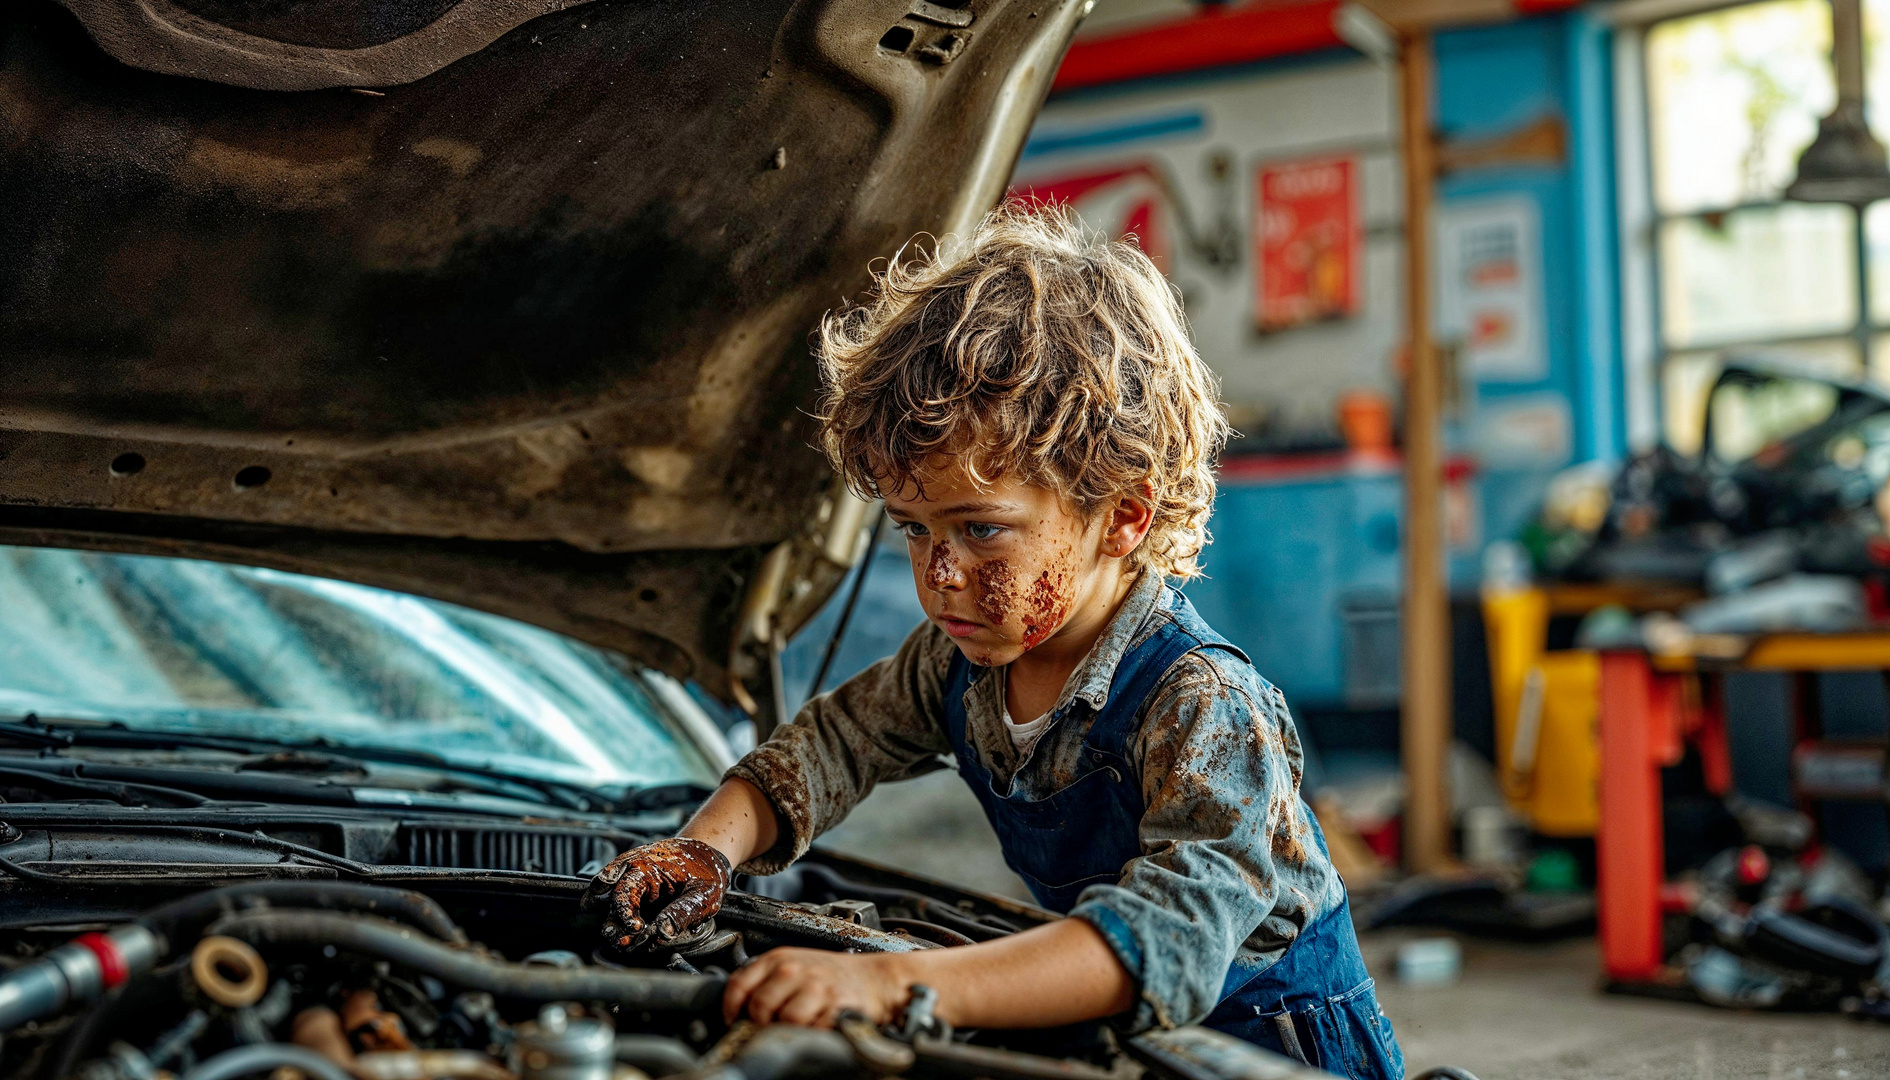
[0,545,726,792]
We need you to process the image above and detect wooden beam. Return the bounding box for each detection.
[1399,29,1453,874]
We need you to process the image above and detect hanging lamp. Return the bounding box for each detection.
[1788,0,1890,203]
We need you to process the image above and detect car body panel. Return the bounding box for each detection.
[0,0,1085,694]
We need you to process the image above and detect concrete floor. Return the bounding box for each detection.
[816,771,1890,1080]
[1372,930,1890,1080]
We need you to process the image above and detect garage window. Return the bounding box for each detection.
[1639,0,1890,452]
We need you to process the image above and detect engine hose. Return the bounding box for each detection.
[47,885,466,1075]
[182,1044,356,1080]
[140,881,467,946]
[614,1035,701,1078]
[209,910,723,1012]
[679,1026,858,1080]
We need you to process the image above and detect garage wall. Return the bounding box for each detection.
[1011,53,1403,447]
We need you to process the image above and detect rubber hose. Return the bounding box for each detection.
[1409,1069,1483,1080]
[678,1026,857,1080]
[210,910,722,1012]
[141,881,467,945]
[614,1035,701,1077]
[182,1044,356,1080]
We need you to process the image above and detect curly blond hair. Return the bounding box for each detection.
[815,203,1229,578]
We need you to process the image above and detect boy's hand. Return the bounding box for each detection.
[724,948,911,1028]
[582,837,731,946]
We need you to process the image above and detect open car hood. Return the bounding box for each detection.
[0,0,1083,703]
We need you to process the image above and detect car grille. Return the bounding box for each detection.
[395,825,617,876]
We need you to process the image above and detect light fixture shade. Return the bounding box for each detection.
[1788,100,1890,204]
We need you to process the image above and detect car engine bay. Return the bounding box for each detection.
[0,839,1321,1080]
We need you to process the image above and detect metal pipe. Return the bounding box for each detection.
[209,911,723,1012]
[0,924,161,1033]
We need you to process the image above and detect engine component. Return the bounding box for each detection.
[231,980,296,1046]
[143,882,468,946]
[342,989,415,1052]
[356,1051,519,1080]
[292,1007,357,1067]
[612,1036,699,1078]
[148,1011,211,1069]
[0,924,161,1033]
[511,1005,616,1080]
[190,936,268,1008]
[181,1044,355,1080]
[207,910,723,1012]
[679,1024,858,1080]
[834,1014,915,1074]
[71,1041,160,1080]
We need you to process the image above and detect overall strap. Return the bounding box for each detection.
[942,650,977,749]
[1082,585,1245,762]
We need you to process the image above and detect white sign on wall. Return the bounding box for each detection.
[1436,196,1547,383]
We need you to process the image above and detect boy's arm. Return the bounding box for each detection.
[724,915,1133,1029]
[586,622,953,944]
[1066,656,1328,1033]
[723,620,957,873]
[678,775,780,865]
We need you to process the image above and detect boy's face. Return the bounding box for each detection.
[883,462,1137,668]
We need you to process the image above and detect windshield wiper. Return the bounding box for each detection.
[0,715,610,813]
[0,763,212,808]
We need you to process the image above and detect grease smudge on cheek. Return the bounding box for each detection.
[1021,568,1073,649]
[974,558,1017,626]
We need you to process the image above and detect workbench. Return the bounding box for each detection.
[1596,631,1890,983]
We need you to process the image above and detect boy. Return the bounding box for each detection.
[582,206,1403,1080]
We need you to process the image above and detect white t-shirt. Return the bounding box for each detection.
[998,670,1053,752]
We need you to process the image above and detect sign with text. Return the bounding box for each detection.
[1436,196,1546,382]
[1255,157,1359,332]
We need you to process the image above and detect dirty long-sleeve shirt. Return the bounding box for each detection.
[725,570,1347,1033]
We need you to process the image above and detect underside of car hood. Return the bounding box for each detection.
[0,0,1084,697]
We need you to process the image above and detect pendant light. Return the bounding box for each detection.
[1788,0,1890,203]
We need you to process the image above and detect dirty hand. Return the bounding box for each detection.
[582,836,732,946]
[724,947,911,1028]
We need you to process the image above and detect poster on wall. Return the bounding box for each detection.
[1436,196,1546,382]
[1255,156,1359,332]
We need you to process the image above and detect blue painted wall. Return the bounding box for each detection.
[1435,11,1624,554]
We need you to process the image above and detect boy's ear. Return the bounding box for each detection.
[1100,482,1156,560]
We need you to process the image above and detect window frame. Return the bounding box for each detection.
[1614,0,1882,454]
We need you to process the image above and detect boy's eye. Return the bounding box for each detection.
[965,522,1003,541]
[896,522,928,540]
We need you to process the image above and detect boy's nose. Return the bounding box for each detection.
[924,541,966,591]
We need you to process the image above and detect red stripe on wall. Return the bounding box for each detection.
[1051,0,1349,93]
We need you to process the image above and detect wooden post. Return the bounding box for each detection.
[1399,29,1453,874]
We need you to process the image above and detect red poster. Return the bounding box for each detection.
[1256,157,1358,331]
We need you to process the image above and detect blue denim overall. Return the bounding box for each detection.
[942,592,1404,1080]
